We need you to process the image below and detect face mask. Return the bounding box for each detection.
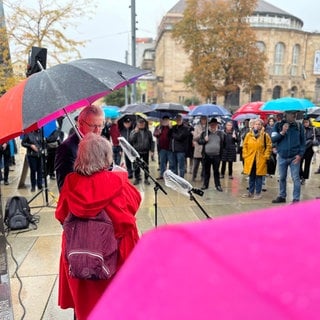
[253,129,259,134]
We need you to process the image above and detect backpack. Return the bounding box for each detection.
[63,209,118,280]
[4,196,34,230]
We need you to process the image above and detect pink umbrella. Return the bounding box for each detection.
[89,200,320,320]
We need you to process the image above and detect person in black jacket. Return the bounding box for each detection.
[55,105,105,191]
[119,116,135,179]
[169,114,190,177]
[129,117,154,185]
[22,129,44,192]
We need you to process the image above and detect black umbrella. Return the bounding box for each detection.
[119,103,153,114]
[154,102,188,113]
[0,58,149,143]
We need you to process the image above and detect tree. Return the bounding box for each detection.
[172,0,267,105]
[103,88,126,107]
[0,0,97,87]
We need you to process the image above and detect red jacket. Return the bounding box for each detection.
[55,170,141,319]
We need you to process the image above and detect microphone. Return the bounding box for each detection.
[118,136,149,170]
[118,137,140,163]
[163,170,204,197]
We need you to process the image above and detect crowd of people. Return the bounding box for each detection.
[8,104,320,319]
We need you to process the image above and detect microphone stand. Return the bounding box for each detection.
[134,157,167,227]
[188,189,211,219]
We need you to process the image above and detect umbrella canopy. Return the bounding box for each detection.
[188,104,231,117]
[154,102,188,113]
[261,97,314,112]
[0,58,148,143]
[232,113,259,121]
[119,103,153,114]
[234,101,265,114]
[102,105,120,119]
[307,107,320,118]
[89,199,320,320]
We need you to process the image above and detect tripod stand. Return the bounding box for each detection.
[134,157,167,227]
[27,128,58,209]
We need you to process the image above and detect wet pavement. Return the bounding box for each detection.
[3,143,320,319]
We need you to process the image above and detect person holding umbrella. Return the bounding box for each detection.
[271,111,306,204]
[55,105,105,191]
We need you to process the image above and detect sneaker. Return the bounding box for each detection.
[292,199,300,204]
[242,193,253,198]
[133,179,139,185]
[201,185,208,190]
[229,176,233,179]
[253,194,262,200]
[156,176,163,180]
[144,180,151,185]
[4,181,9,185]
[220,175,224,179]
[272,196,286,203]
[31,187,36,192]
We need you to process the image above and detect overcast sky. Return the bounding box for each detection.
[5,0,319,62]
[76,0,320,62]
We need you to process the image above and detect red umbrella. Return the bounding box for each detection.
[0,58,148,143]
[233,101,279,122]
[89,200,320,320]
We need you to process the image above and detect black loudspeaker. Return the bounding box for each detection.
[26,46,47,77]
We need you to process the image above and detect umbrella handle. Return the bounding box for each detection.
[63,108,82,140]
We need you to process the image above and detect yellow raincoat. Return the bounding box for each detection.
[242,129,272,176]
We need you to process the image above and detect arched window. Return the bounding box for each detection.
[256,41,266,52]
[274,43,285,75]
[251,85,262,101]
[272,85,282,99]
[291,44,300,76]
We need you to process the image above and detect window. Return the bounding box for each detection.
[251,85,262,101]
[291,45,300,76]
[256,41,266,52]
[274,43,285,75]
[272,85,282,99]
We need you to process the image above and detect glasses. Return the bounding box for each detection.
[82,119,104,130]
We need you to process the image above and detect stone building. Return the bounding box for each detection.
[140,0,320,109]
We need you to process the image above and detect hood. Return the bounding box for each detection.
[63,170,126,217]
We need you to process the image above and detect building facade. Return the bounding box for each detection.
[140,0,320,110]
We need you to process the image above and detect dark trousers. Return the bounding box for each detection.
[300,147,314,179]
[0,147,11,182]
[220,161,233,176]
[134,152,149,180]
[124,154,133,177]
[203,154,221,188]
[27,155,43,188]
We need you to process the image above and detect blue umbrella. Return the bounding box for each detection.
[102,105,120,119]
[261,97,314,112]
[43,120,57,137]
[188,104,231,117]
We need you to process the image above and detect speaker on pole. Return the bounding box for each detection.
[26,46,47,77]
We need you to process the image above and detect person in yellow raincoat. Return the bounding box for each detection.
[242,118,272,200]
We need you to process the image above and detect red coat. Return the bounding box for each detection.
[55,170,141,320]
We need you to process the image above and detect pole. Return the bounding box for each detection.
[0,2,14,317]
[125,50,129,105]
[131,0,137,103]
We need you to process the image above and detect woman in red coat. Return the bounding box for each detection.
[55,133,141,319]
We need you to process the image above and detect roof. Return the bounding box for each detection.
[167,0,303,26]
